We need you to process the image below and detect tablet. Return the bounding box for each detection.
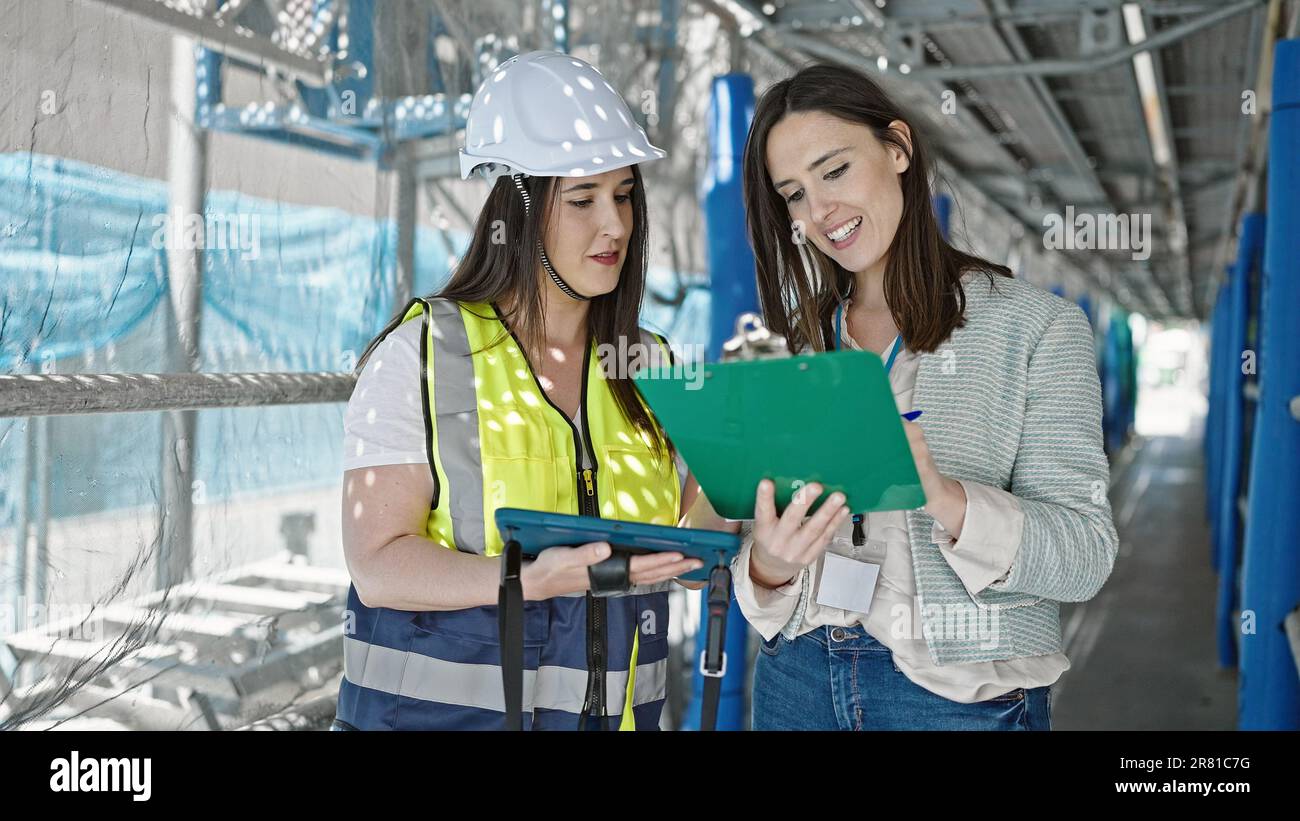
[633,349,926,519]
[494,508,741,583]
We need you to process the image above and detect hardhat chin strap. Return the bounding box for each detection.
[512,174,591,302]
[539,244,589,302]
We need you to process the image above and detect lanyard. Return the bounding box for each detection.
[835,302,902,545]
[835,303,901,375]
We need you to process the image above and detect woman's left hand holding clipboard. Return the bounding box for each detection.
[747,479,850,589]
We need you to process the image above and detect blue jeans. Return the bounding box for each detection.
[752,625,1052,731]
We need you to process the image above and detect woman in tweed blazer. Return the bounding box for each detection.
[710,63,1118,730]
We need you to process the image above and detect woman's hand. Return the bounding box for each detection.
[748,479,850,589]
[901,420,967,538]
[629,551,706,586]
[521,542,704,600]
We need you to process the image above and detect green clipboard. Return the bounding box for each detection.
[633,350,926,519]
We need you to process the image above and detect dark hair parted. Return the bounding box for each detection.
[741,62,1011,354]
[358,165,670,459]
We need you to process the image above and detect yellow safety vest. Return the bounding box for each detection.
[340,297,680,730]
[404,297,681,553]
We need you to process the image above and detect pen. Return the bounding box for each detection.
[851,410,923,545]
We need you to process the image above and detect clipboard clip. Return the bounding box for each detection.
[720,313,790,362]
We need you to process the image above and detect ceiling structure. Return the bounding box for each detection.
[721,0,1281,320]
[83,0,1290,320]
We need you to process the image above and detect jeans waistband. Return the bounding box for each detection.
[804,624,891,651]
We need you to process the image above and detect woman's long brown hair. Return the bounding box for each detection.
[358,166,670,458]
[741,63,1010,354]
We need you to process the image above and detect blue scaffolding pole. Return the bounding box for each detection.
[1205,281,1229,545]
[681,73,757,731]
[1238,38,1300,730]
[1215,212,1264,669]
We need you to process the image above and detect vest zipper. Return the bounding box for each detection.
[493,312,609,728]
[575,434,603,725]
[574,343,609,727]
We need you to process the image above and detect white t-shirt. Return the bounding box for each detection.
[343,319,428,472]
[342,319,687,493]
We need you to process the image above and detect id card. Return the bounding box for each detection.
[814,536,885,614]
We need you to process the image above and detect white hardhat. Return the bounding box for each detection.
[459,50,667,182]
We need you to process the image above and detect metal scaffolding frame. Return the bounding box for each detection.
[11,0,1287,728]
[0,372,356,418]
[21,0,1260,607]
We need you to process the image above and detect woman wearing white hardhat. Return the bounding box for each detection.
[459,49,668,301]
[333,51,706,731]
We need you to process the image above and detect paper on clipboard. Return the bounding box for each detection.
[633,350,926,520]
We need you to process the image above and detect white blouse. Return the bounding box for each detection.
[732,318,1071,703]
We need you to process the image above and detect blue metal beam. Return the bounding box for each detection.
[704,75,759,362]
[1239,38,1300,730]
[209,0,470,165]
[681,74,759,732]
[1216,212,1264,669]
[202,94,471,165]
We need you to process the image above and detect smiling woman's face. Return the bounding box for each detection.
[765,110,911,277]
[541,167,636,299]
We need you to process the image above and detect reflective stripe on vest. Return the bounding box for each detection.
[342,636,666,716]
[339,586,671,730]
[338,298,680,730]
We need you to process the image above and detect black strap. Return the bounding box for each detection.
[499,539,524,731]
[587,553,632,597]
[699,562,732,732]
[701,675,723,733]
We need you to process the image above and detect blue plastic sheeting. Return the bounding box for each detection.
[0,153,712,538]
[0,152,462,535]
[0,153,461,371]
